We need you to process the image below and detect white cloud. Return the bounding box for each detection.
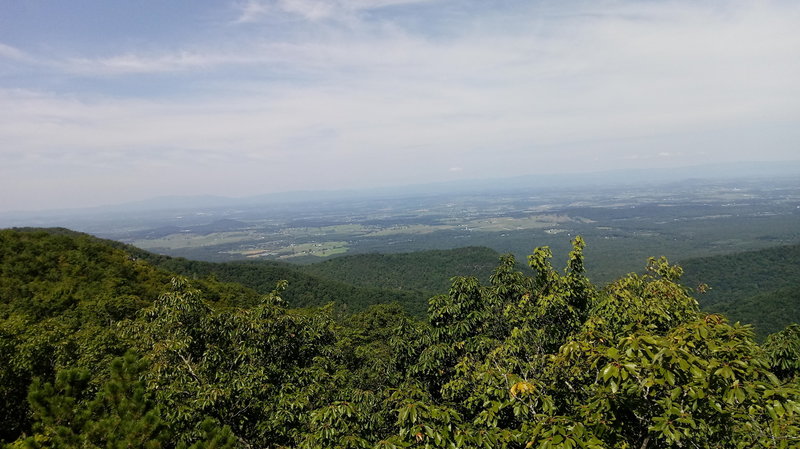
[0,42,36,63]
[278,0,338,21]
[2,0,800,210]
[234,0,439,23]
[233,0,273,23]
[64,51,254,75]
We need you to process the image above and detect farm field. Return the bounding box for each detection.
[72,175,800,282]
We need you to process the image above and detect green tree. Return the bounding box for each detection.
[120,278,346,448]
[384,238,800,448]
[763,324,800,383]
[4,230,800,449]
[18,352,171,449]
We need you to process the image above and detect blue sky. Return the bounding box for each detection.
[1,0,799,212]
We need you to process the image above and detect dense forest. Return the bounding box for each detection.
[106,240,502,318]
[297,247,501,294]
[134,255,429,317]
[1,228,799,448]
[116,238,800,336]
[680,243,800,336]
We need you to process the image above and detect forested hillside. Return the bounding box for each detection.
[120,242,502,314]
[0,228,260,314]
[713,286,800,338]
[298,247,501,292]
[0,228,260,441]
[110,241,427,317]
[2,228,800,448]
[144,257,428,316]
[680,243,800,336]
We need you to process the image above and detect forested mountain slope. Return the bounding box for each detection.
[120,243,503,316]
[713,286,800,337]
[0,228,261,441]
[0,228,430,321]
[2,232,799,448]
[298,246,502,292]
[0,228,260,317]
[680,243,800,336]
[142,257,428,316]
[85,231,426,316]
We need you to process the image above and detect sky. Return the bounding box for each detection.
[1,0,799,212]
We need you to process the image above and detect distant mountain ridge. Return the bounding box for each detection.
[3,160,799,220]
[97,159,800,210]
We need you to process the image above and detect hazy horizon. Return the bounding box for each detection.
[2,0,800,212]
[2,159,799,217]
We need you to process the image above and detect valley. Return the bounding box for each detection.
[65,174,800,283]
[2,174,799,446]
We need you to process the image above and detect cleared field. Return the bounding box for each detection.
[276,241,349,259]
[465,214,580,231]
[132,231,258,250]
[112,178,798,273]
[282,224,371,237]
[366,224,455,236]
[232,241,350,259]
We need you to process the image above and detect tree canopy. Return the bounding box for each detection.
[1,229,799,448]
